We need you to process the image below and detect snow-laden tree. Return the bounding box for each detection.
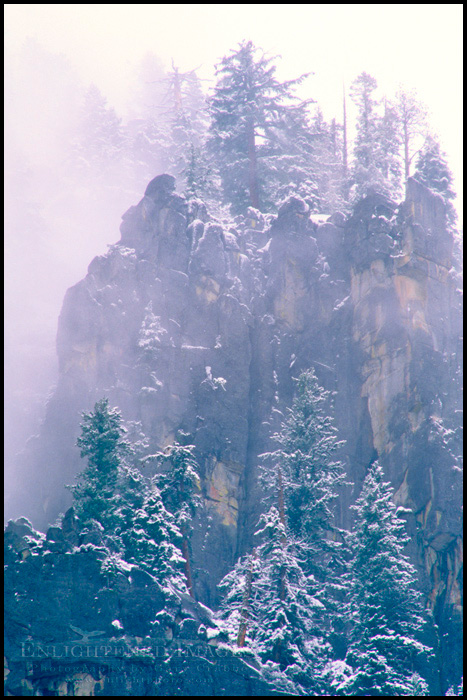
[413,135,457,226]
[337,461,433,696]
[155,443,202,597]
[70,398,133,532]
[376,99,403,200]
[217,549,261,647]
[72,84,126,174]
[121,484,187,591]
[394,86,427,181]
[70,399,189,590]
[261,369,348,578]
[259,368,350,677]
[350,72,384,200]
[308,109,347,213]
[252,507,330,693]
[208,40,314,214]
[446,677,464,696]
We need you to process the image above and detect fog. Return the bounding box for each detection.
[4,5,462,521]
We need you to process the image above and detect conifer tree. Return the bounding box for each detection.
[217,550,261,646]
[338,461,432,696]
[121,485,187,591]
[252,507,329,693]
[71,398,132,531]
[71,399,188,590]
[155,443,201,597]
[73,85,125,173]
[262,369,347,579]
[350,72,383,200]
[376,99,403,200]
[208,40,313,214]
[413,135,457,226]
[395,87,427,181]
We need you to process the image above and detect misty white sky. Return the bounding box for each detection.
[5,4,463,213]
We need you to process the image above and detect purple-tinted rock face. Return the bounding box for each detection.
[7,177,462,689]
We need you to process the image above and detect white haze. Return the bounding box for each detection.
[4,5,462,520]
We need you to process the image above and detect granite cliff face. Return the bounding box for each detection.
[8,175,462,688]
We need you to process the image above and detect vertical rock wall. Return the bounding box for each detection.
[9,175,462,683]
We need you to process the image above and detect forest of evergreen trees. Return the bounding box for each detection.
[5,38,461,696]
[60,39,458,224]
[61,368,462,696]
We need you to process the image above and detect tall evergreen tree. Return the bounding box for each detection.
[252,506,330,693]
[262,369,348,579]
[73,85,125,174]
[217,550,261,647]
[70,398,132,531]
[376,99,403,200]
[350,72,383,200]
[395,87,427,181]
[208,40,313,214]
[121,485,187,591]
[337,461,432,696]
[413,135,457,226]
[310,109,347,213]
[71,399,188,590]
[155,443,201,597]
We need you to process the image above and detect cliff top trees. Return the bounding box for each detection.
[350,72,403,201]
[413,135,457,226]
[395,87,427,180]
[337,461,432,696]
[208,40,314,214]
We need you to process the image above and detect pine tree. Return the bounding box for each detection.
[121,484,187,591]
[71,398,132,531]
[338,461,433,696]
[208,40,313,214]
[309,109,347,213]
[155,443,201,597]
[252,507,330,693]
[217,550,261,646]
[376,99,403,200]
[413,135,457,226]
[395,87,427,181]
[262,369,347,579]
[350,72,383,200]
[73,84,125,173]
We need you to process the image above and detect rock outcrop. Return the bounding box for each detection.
[7,174,463,690]
[4,514,291,697]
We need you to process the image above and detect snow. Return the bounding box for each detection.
[309,214,330,225]
[111,619,123,630]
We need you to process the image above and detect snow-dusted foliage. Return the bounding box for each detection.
[69,399,188,591]
[153,442,202,596]
[260,369,348,579]
[413,135,457,226]
[138,302,169,355]
[350,72,403,201]
[252,507,330,694]
[338,461,433,696]
[208,40,316,215]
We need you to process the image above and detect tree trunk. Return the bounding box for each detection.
[237,549,256,647]
[247,118,260,209]
[181,532,195,598]
[342,87,349,201]
[404,120,410,180]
